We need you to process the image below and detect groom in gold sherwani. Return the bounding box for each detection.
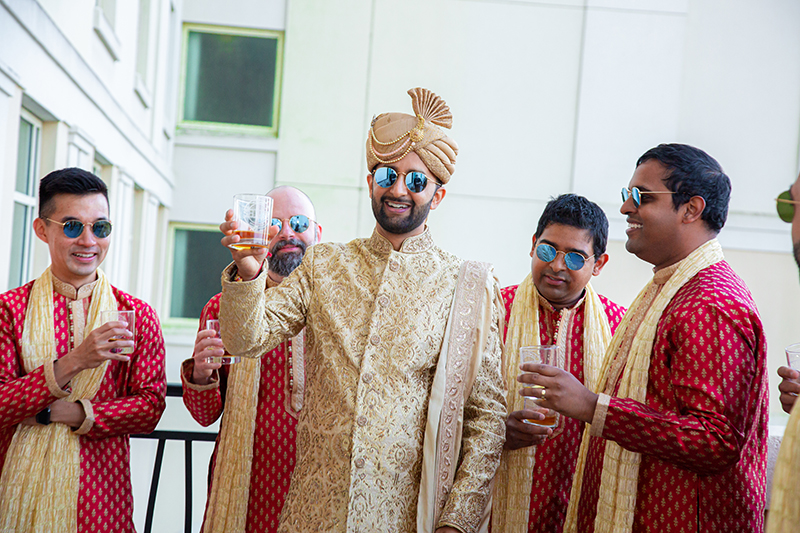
[217,88,506,533]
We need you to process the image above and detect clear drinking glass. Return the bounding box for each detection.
[520,345,564,427]
[205,319,241,364]
[228,194,273,250]
[101,310,135,355]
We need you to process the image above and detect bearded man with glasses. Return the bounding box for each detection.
[181,185,321,533]
[217,88,506,533]
[0,167,166,532]
[492,194,626,533]
[520,144,768,533]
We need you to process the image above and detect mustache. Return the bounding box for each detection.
[271,238,307,254]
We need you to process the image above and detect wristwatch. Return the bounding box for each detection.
[35,406,51,425]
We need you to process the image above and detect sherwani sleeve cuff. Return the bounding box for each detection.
[74,399,94,435]
[180,358,220,391]
[589,392,611,437]
[44,359,70,399]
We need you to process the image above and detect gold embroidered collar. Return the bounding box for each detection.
[367,227,435,255]
[52,276,98,301]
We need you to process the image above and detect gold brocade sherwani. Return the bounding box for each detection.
[220,228,506,533]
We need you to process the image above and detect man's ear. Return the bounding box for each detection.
[682,196,706,224]
[592,253,609,276]
[429,186,447,211]
[33,217,49,244]
[366,173,374,200]
[529,234,538,258]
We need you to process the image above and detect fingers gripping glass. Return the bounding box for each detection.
[535,243,589,271]
[42,217,112,238]
[621,187,675,208]
[271,215,314,234]
[373,167,438,193]
[776,190,800,223]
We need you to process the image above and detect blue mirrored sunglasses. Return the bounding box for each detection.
[373,167,439,193]
[271,215,314,234]
[42,217,112,239]
[621,186,675,208]
[535,243,589,271]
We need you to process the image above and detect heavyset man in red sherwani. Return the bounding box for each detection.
[181,186,321,533]
[0,167,166,532]
[492,194,626,533]
[523,144,768,533]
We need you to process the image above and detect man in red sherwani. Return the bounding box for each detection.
[0,167,166,532]
[181,186,321,533]
[492,194,625,533]
[522,144,769,533]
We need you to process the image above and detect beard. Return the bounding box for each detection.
[371,193,434,235]
[268,238,308,277]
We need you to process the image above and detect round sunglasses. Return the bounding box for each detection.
[42,217,112,239]
[776,190,800,223]
[621,186,676,208]
[271,215,314,234]
[373,167,440,193]
[535,243,590,271]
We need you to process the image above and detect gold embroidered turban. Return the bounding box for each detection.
[366,88,459,184]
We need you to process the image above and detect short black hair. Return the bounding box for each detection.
[38,167,109,218]
[637,143,730,233]
[535,194,609,256]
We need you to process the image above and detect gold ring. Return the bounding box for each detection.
[541,388,547,399]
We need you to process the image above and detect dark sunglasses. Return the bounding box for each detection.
[373,167,439,193]
[776,190,800,223]
[42,217,112,239]
[535,243,590,271]
[621,186,675,208]
[271,215,314,234]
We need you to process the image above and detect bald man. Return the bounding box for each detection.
[181,186,322,533]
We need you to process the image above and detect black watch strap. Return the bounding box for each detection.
[35,406,51,425]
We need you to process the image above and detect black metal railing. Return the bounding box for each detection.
[132,383,218,533]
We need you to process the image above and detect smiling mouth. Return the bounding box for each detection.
[384,200,411,210]
[627,222,643,230]
[73,252,96,258]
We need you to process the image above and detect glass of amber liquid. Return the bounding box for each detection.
[520,345,564,427]
[101,310,135,355]
[205,319,241,364]
[229,194,273,250]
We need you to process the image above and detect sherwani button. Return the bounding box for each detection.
[389,261,400,272]
[362,372,373,383]
[378,295,389,307]
[354,457,366,468]
[370,335,380,346]
[357,416,368,427]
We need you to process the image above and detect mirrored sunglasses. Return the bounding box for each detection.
[271,214,314,234]
[535,243,589,271]
[776,190,800,223]
[621,186,675,208]
[42,217,112,239]
[373,167,438,193]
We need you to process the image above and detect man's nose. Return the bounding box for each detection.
[388,173,409,195]
[550,252,567,272]
[75,225,97,245]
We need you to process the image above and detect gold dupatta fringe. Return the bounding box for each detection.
[766,402,800,532]
[203,357,261,533]
[204,332,305,533]
[563,239,723,533]
[492,274,612,533]
[0,267,115,533]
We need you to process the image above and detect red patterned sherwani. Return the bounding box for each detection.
[576,261,768,533]
[0,277,166,532]
[501,285,626,533]
[182,293,298,533]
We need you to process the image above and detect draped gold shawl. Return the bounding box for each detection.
[766,403,800,532]
[0,267,116,533]
[492,274,612,532]
[564,239,723,533]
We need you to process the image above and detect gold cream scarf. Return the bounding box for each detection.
[563,239,723,533]
[767,402,800,532]
[0,267,116,533]
[203,332,304,533]
[492,274,612,532]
